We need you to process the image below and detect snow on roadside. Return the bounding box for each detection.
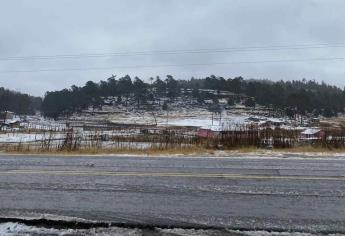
[159,228,329,236]
[0,222,141,236]
[0,223,60,236]
[2,223,332,236]
[0,223,27,235]
[227,230,329,236]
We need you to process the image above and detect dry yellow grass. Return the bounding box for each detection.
[320,117,345,129]
[272,145,345,153]
[228,146,262,153]
[3,146,215,156]
[3,143,345,156]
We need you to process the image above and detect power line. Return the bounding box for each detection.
[1,43,345,61]
[0,57,344,73]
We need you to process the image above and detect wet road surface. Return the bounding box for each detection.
[0,154,344,234]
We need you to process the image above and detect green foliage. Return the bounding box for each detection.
[153,76,166,96]
[0,87,41,115]
[165,75,180,99]
[227,97,235,106]
[117,75,133,96]
[244,97,256,108]
[162,101,168,111]
[133,77,148,106]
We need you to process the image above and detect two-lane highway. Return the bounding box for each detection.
[0,154,345,233]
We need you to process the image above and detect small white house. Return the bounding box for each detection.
[300,129,325,140]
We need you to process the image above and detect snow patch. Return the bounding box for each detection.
[0,222,141,235]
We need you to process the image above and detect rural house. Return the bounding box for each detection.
[0,111,14,121]
[300,129,325,140]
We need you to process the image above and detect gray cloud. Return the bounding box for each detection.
[1,0,345,96]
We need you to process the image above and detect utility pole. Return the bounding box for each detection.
[165,103,169,125]
[219,111,222,126]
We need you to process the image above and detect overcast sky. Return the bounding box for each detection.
[1,0,345,96]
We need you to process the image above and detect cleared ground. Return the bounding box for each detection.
[0,154,345,235]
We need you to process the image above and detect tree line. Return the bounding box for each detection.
[0,87,42,115]
[41,75,345,119]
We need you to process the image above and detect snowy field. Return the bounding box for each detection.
[0,109,308,150]
[69,105,255,126]
[165,114,248,128]
[0,132,65,143]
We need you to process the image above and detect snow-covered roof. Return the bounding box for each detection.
[279,125,305,130]
[267,118,285,123]
[0,111,14,114]
[301,128,321,135]
[200,125,223,132]
[4,117,21,124]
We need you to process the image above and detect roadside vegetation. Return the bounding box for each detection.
[2,126,345,155]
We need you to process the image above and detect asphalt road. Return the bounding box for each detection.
[0,154,345,234]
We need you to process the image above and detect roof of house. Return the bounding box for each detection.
[267,118,285,123]
[0,111,14,114]
[200,125,223,132]
[301,128,321,135]
[4,117,21,125]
